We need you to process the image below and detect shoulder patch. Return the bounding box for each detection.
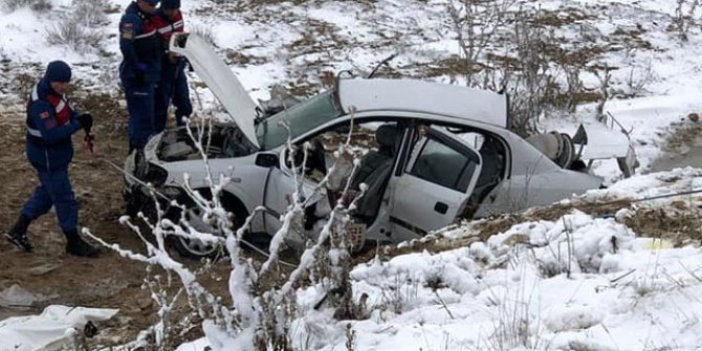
[121,21,136,39]
[40,111,50,119]
[122,28,134,40]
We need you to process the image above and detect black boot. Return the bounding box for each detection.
[63,230,100,258]
[5,214,32,252]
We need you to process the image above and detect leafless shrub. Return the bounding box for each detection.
[447,2,586,137]
[46,18,105,54]
[673,0,700,41]
[72,0,110,26]
[1,0,51,12]
[378,273,421,315]
[563,64,584,113]
[44,0,110,54]
[621,60,657,98]
[47,0,109,53]
[590,64,616,122]
[505,11,559,136]
[447,0,518,87]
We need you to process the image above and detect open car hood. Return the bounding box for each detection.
[169,33,260,148]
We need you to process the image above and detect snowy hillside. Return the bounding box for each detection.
[1,0,702,350]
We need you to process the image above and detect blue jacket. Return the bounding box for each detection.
[26,79,82,172]
[119,2,162,84]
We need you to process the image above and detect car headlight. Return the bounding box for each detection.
[144,163,168,187]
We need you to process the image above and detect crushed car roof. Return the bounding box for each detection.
[337,78,509,128]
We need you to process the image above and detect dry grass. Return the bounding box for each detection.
[226,50,270,66]
[353,233,481,266]
[611,26,655,51]
[531,7,595,27]
[471,198,633,241]
[661,120,702,152]
[623,204,702,246]
[1,0,51,12]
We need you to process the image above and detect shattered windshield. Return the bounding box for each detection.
[256,90,341,150]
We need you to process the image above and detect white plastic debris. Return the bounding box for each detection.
[0,305,118,351]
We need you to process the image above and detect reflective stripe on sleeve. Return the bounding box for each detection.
[134,29,158,39]
[27,127,42,137]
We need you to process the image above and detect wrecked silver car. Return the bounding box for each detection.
[124,34,637,258]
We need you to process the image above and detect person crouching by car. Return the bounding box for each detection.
[5,60,100,258]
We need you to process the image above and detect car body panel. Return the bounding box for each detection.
[169,33,260,148]
[474,169,602,218]
[261,166,329,233]
[338,78,509,128]
[135,134,270,231]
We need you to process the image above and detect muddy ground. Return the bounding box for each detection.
[0,94,237,348]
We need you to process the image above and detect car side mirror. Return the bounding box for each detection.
[255,153,279,168]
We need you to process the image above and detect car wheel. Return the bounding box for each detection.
[169,190,247,260]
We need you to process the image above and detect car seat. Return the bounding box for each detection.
[353,124,399,222]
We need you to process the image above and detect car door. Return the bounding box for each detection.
[387,128,482,241]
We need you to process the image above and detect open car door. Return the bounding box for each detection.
[386,127,482,241]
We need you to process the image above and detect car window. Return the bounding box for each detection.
[410,138,480,192]
[256,90,341,150]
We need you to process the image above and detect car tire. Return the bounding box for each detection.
[169,190,247,260]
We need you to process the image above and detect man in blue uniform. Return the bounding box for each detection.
[5,61,100,258]
[119,0,161,152]
[154,0,192,132]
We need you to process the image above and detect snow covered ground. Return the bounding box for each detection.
[2,0,702,350]
[174,168,702,350]
[313,168,702,351]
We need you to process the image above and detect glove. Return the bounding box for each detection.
[77,113,93,133]
[168,52,179,64]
